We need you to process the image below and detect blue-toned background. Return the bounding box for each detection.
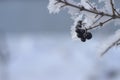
[0,0,120,80]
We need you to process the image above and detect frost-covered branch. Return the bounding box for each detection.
[48,0,120,31]
[48,0,120,56]
[55,0,120,18]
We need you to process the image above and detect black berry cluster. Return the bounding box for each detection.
[75,21,92,42]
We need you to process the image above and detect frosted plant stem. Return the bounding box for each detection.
[57,0,120,18]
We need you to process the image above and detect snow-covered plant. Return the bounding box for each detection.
[47,0,120,56]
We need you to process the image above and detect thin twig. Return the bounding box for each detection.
[87,18,113,30]
[86,1,97,11]
[110,0,115,15]
[92,15,103,25]
[114,9,120,16]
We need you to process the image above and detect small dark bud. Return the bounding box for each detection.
[80,6,85,11]
[99,22,103,26]
[100,12,104,16]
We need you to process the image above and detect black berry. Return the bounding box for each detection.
[85,32,92,40]
[75,28,80,33]
[75,28,93,42]
[77,33,83,38]
[80,6,85,11]
[81,37,86,42]
[78,29,85,35]
[75,29,85,35]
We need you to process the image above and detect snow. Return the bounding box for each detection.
[47,0,64,14]
[71,14,83,40]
